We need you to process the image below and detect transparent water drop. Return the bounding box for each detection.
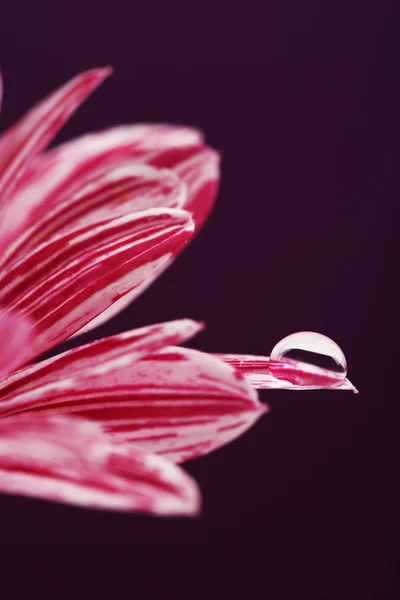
[269,331,347,388]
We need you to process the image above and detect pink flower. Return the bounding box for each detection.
[0,69,355,516]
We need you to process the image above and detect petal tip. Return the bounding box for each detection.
[178,318,205,339]
[95,66,114,80]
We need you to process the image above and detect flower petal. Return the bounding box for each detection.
[171,147,220,230]
[1,161,186,270]
[0,124,218,259]
[0,346,266,464]
[0,319,203,400]
[216,354,358,393]
[51,122,203,157]
[0,310,33,378]
[68,146,219,336]
[0,414,200,515]
[0,68,110,211]
[1,124,203,245]
[0,208,194,358]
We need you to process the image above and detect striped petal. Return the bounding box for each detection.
[217,354,358,392]
[43,123,204,166]
[0,123,218,262]
[169,147,220,230]
[0,208,194,359]
[0,319,203,400]
[0,347,267,464]
[1,161,187,270]
[0,68,110,212]
[0,72,3,115]
[66,146,219,336]
[0,310,33,378]
[0,414,200,515]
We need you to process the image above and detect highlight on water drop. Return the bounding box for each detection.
[269,331,348,388]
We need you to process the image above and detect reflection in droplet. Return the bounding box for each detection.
[269,331,347,388]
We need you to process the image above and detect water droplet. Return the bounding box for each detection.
[269,331,347,388]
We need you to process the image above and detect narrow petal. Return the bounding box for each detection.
[0,310,33,378]
[0,68,111,209]
[0,124,218,262]
[0,208,194,359]
[171,147,220,230]
[0,319,203,400]
[0,414,200,515]
[1,162,186,270]
[31,123,204,178]
[2,124,203,249]
[0,347,267,464]
[216,354,358,392]
[68,147,218,336]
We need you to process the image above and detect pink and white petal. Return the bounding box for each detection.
[61,148,218,336]
[0,68,111,210]
[216,354,358,393]
[1,162,187,270]
[0,310,34,378]
[66,147,220,337]
[70,287,153,338]
[0,208,194,359]
[0,124,217,262]
[171,147,220,230]
[0,319,203,401]
[0,346,266,464]
[0,414,200,515]
[5,123,203,234]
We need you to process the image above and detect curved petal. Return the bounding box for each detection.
[0,414,200,515]
[171,147,220,230]
[216,354,358,393]
[68,145,219,336]
[0,310,33,378]
[1,162,187,270]
[69,286,152,338]
[0,68,111,212]
[1,124,218,261]
[31,123,204,179]
[1,124,203,248]
[0,319,203,400]
[0,346,266,464]
[0,208,194,359]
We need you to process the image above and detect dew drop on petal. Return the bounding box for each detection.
[269,331,347,388]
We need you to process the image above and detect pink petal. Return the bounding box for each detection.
[0,414,200,515]
[170,147,220,230]
[0,319,203,400]
[70,286,153,338]
[0,347,267,464]
[0,208,194,359]
[47,123,204,162]
[3,124,203,243]
[66,146,219,336]
[216,354,358,393]
[0,310,33,378]
[0,68,111,211]
[0,124,218,261]
[1,161,186,270]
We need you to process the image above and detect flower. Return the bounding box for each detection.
[0,69,355,516]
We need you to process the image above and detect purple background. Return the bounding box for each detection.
[1,1,395,598]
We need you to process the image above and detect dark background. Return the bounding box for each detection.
[0,1,396,598]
